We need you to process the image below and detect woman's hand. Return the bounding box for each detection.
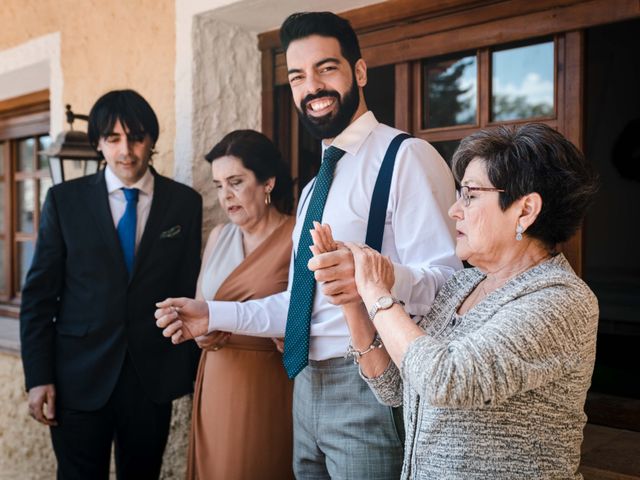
[344,242,395,306]
[195,331,231,351]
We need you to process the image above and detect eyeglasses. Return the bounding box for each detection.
[458,185,505,207]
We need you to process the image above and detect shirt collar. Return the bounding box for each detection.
[105,165,154,196]
[322,111,379,157]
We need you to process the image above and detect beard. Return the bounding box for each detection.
[296,76,360,140]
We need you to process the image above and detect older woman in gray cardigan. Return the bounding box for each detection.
[310,123,599,479]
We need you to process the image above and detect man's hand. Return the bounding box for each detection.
[271,337,285,353]
[308,247,361,305]
[28,384,57,426]
[155,297,209,344]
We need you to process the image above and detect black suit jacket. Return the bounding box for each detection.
[20,168,202,411]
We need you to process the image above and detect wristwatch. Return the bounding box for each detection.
[368,295,405,321]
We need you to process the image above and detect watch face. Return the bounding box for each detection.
[379,296,394,309]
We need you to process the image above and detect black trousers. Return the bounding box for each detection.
[50,354,172,480]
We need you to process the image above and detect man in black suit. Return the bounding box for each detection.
[20,89,202,479]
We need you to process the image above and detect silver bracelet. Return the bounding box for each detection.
[345,334,383,364]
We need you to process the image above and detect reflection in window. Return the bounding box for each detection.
[0,183,4,231]
[423,54,477,129]
[0,239,4,293]
[492,41,554,121]
[17,180,35,234]
[18,138,35,172]
[40,177,53,207]
[39,135,52,170]
[17,241,34,292]
[364,64,395,127]
[0,140,5,175]
[431,140,461,168]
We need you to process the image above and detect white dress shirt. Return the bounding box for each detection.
[104,165,154,251]
[207,111,462,360]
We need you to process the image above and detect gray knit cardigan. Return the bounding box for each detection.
[364,254,598,479]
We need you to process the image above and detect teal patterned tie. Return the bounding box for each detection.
[283,146,345,379]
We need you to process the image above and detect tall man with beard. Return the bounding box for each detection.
[155,12,461,478]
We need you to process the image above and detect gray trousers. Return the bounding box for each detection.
[293,356,404,479]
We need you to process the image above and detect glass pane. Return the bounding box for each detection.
[364,64,395,127]
[39,177,52,207]
[0,141,5,176]
[39,135,52,170]
[16,179,35,234]
[492,41,554,121]
[431,140,461,168]
[0,239,5,293]
[17,241,35,292]
[17,138,35,172]
[423,54,477,129]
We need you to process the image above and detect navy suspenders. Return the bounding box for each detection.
[365,133,412,252]
[296,132,412,254]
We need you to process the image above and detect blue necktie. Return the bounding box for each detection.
[283,146,345,379]
[117,188,139,276]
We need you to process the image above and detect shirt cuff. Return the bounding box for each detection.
[391,262,413,303]
[207,300,238,333]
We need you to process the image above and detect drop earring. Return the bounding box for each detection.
[516,224,524,241]
[265,189,272,205]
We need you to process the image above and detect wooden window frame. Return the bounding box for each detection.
[412,36,559,144]
[258,0,640,275]
[0,91,50,312]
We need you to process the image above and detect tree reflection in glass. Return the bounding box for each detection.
[17,180,35,234]
[492,41,554,121]
[17,241,34,291]
[423,54,477,129]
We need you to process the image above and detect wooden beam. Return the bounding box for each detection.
[0,112,50,141]
[362,0,639,67]
[261,50,275,140]
[0,90,49,115]
[559,30,585,275]
[394,63,411,132]
[258,0,500,51]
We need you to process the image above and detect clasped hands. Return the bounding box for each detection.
[154,222,394,344]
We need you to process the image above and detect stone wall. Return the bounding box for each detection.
[0,352,55,479]
[191,12,262,235]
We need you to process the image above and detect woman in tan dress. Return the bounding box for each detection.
[186,130,295,479]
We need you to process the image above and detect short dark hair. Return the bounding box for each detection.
[205,130,294,215]
[280,12,362,68]
[452,123,599,248]
[87,90,159,154]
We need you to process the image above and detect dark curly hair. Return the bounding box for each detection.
[205,130,294,215]
[452,123,599,248]
[280,12,361,69]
